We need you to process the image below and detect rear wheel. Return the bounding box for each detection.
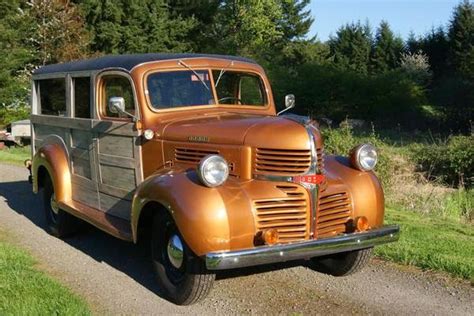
[151,213,215,305]
[42,176,79,238]
[308,248,373,276]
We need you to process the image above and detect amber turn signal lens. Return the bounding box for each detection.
[263,229,279,245]
[355,216,369,232]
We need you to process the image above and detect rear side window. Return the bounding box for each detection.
[74,77,91,119]
[39,78,66,116]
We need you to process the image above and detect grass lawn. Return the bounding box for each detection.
[375,207,474,281]
[0,146,31,166]
[0,235,90,315]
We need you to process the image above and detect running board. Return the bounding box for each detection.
[59,200,133,241]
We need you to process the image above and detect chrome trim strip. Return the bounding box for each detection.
[305,126,318,236]
[205,225,399,270]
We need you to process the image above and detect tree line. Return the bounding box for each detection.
[0,0,472,131]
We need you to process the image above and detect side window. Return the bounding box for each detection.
[74,77,91,118]
[39,78,66,116]
[102,75,135,118]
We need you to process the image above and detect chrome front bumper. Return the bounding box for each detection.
[205,225,399,270]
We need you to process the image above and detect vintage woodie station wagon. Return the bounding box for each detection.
[27,53,400,305]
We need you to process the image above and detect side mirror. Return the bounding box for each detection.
[108,97,125,114]
[277,94,296,116]
[285,94,295,109]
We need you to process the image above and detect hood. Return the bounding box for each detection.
[161,113,311,150]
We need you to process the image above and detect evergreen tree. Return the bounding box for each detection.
[278,0,314,42]
[329,21,372,75]
[371,21,403,73]
[168,0,220,52]
[79,0,196,54]
[448,0,474,79]
[274,0,318,65]
[406,31,422,53]
[421,27,449,79]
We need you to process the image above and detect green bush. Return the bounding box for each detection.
[411,135,474,188]
[270,63,427,128]
[0,105,30,128]
[321,123,399,190]
[321,125,473,222]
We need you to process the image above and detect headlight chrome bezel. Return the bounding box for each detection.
[350,144,378,172]
[197,154,229,187]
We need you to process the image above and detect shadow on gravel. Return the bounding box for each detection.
[0,179,310,299]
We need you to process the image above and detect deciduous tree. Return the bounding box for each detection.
[27,0,91,65]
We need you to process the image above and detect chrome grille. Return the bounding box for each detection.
[254,148,311,176]
[174,148,218,164]
[254,185,309,243]
[317,191,351,238]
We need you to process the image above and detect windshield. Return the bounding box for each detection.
[146,69,267,110]
[213,70,266,106]
[147,70,214,109]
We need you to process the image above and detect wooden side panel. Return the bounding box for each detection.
[72,175,100,209]
[71,148,92,179]
[71,129,92,150]
[98,134,134,158]
[71,155,91,179]
[32,115,143,225]
[99,193,132,220]
[100,164,136,191]
[96,123,142,220]
[34,124,67,142]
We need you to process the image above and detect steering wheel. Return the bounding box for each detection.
[218,97,243,104]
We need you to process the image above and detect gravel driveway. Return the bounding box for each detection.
[0,164,472,315]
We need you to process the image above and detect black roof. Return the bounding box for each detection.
[33,53,258,75]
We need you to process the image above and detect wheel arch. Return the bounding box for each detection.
[135,200,169,244]
[324,155,385,227]
[32,135,72,203]
[131,169,235,256]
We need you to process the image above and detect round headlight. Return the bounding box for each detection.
[351,144,378,171]
[197,155,229,187]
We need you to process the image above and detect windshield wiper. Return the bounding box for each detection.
[178,60,210,91]
[215,61,234,87]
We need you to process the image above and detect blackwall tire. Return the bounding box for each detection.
[309,247,373,276]
[42,176,79,238]
[151,213,215,305]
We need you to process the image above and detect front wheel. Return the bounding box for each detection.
[308,248,373,276]
[151,213,215,305]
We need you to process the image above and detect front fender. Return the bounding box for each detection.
[32,136,72,203]
[132,168,255,256]
[324,155,385,228]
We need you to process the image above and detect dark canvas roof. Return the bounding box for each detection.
[33,53,258,75]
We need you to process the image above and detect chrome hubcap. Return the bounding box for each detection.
[50,194,59,215]
[167,234,184,269]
